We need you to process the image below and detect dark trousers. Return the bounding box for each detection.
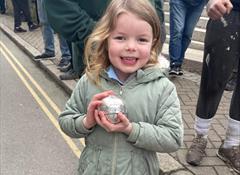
[0,0,5,12]
[196,11,240,121]
[11,0,33,27]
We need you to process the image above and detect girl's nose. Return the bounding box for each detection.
[126,40,136,52]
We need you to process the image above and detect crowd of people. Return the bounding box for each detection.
[1,0,239,174]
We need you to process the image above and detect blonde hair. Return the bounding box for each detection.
[84,0,161,85]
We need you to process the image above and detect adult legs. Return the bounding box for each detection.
[196,15,240,119]
[72,42,84,75]
[58,35,71,62]
[41,24,55,55]
[219,57,240,174]
[11,0,22,28]
[0,0,6,14]
[36,0,55,58]
[58,41,73,72]
[169,0,186,68]
[16,0,33,26]
[59,42,83,80]
[181,2,205,62]
[225,58,238,91]
[229,58,240,121]
[12,0,38,32]
[187,12,240,169]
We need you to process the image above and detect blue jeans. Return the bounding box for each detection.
[37,0,71,61]
[169,0,205,68]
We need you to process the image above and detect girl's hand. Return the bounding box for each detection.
[83,90,114,129]
[95,111,133,135]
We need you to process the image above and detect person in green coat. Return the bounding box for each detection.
[58,0,183,174]
[44,0,165,80]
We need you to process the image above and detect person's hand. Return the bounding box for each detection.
[207,0,233,20]
[83,90,114,129]
[95,111,133,135]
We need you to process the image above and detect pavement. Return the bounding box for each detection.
[0,14,237,175]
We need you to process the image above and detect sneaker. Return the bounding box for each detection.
[186,134,207,166]
[59,62,72,72]
[178,67,183,75]
[28,23,39,31]
[169,67,178,75]
[59,69,80,80]
[14,26,27,33]
[217,141,240,174]
[169,66,183,76]
[34,53,55,60]
[57,59,70,68]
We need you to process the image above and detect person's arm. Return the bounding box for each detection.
[44,0,95,42]
[127,80,183,153]
[207,0,233,20]
[58,75,94,138]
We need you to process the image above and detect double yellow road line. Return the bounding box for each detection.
[0,41,84,158]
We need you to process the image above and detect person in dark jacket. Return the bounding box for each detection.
[44,0,165,80]
[186,0,240,173]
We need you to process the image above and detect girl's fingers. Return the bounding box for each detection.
[92,90,114,101]
[94,110,109,131]
[117,113,129,125]
[88,91,114,113]
[88,101,102,111]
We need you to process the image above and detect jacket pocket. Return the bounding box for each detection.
[131,151,148,175]
[78,147,102,175]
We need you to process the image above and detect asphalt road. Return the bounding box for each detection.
[0,32,80,175]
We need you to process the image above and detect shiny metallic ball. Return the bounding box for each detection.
[98,95,127,123]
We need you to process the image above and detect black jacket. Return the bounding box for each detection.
[232,0,240,10]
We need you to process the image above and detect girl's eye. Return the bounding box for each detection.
[138,38,148,43]
[114,36,125,40]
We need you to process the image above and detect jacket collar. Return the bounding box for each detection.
[101,64,165,85]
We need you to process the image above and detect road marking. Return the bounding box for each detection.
[0,42,83,157]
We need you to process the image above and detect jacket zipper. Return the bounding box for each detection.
[119,85,123,96]
[111,133,118,175]
[111,85,123,175]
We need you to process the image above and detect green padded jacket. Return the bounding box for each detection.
[59,66,183,175]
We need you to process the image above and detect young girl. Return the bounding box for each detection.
[59,0,183,174]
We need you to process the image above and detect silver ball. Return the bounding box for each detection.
[98,95,127,123]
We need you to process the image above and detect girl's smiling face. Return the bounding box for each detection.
[107,12,153,82]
